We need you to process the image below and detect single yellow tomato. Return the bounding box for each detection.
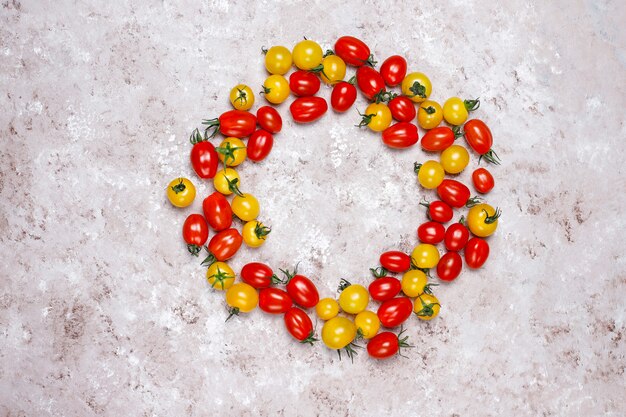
[292,39,323,70]
[361,102,392,132]
[166,177,195,207]
[213,168,241,196]
[226,283,258,319]
[232,193,259,221]
[264,45,292,75]
[319,54,346,84]
[467,203,501,237]
[229,84,254,111]
[206,262,235,290]
[401,269,429,297]
[262,74,290,104]
[415,160,445,189]
[354,310,380,339]
[242,220,271,248]
[414,293,440,321]
[442,97,479,125]
[401,72,432,103]
[440,144,470,174]
[217,137,247,167]
[321,316,357,350]
[338,279,369,314]
[411,244,440,269]
[417,100,443,129]
[316,298,340,321]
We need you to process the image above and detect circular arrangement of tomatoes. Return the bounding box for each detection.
[166,36,503,362]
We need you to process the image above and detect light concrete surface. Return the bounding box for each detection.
[1,0,625,416]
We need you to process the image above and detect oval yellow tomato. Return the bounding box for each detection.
[354,310,380,339]
[232,193,260,221]
[206,262,235,290]
[217,137,247,167]
[213,168,241,196]
[316,298,339,321]
[320,55,346,84]
[401,72,432,103]
[226,283,258,317]
[415,160,445,189]
[440,144,470,174]
[338,280,369,314]
[362,102,392,132]
[442,97,468,125]
[242,220,271,248]
[411,244,440,269]
[414,293,440,321]
[166,177,195,207]
[292,39,323,70]
[467,203,500,237]
[401,269,429,297]
[229,84,254,111]
[262,74,290,105]
[321,316,357,350]
[264,45,292,75]
[417,100,443,129]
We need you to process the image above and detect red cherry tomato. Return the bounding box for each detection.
[247,129,274,162]
[202,191,232,232]
[380,55,407,87]
[356,66,385,100]
[420,199,454,223]
[189,132,219,179]
[203,110,256,138]
[380,251,411,273]
[377,297,413,328]
[367,331,409,359]
[421,126,455,152]
[182,214,209,256]
[284,272,319,309]
[464,119,500,164]
[465,238,490,268]
[206,228,242,263]
[437,179,472,208]
[331,80,357,112]
[381,122,419,149]
[256,106,282,133]
[472,168,495,194]
[289,70,321,96]
[290,97,328,123]
[444,222,470,251]
[437,251,463,281]
[284,307,315,343]
[240,262,279,288]
[368,277,402,302]
[334,36,371,66]
[417,221,445,244]
[388,96,416,122]
[259,287,293,314]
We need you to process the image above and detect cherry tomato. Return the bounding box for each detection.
[338,279,369,315]
[264,45,292,75]
[182,214,209,256]
[377,297,413,328]
[401,72,432,103]
[359,102,391,132]
[290,97,328,123]
[289,70,321,96]
[231,193,260,221]
[258,287,293,314]
[440,144,470,174]
[465,237,490,268]
[380,251,411,273]
[292,39,323,70]
[388,95,416,122]
[380,55,407,87]
[322,317,356,350]
[206,261,235,290]
[417,100,443,130]
[319,54,346,84]
[467,203,501,237]
[226,283,258,319]
[256,106,282,133]
[334,36,372,66]
[189,130,219,179]
[331,80,357,112]
[204,228,242,264]
[382,122,419,149]
[472,168,495,194]
[229,84,254,111]
[167,177,196,208]
[437,179,472,208]
[443,97,479,126]
[421,126,456,152]
[415,160,445,189]
[368,277,401,302]
[203,110,257,139]
[240,262,280,289]
[216,137,247,167]
[284,307,316,344]
[401,269,429,297]
[316,298,339,320]
[261,74,290,104]
[247,129,274,162]
[414,293,440,321]
[213,168,241,196]
[411,244,440,269]
[367,329,411,359]
[417,221,445,244]
[202,191,232,232]
[444,221,470,251]
[242,220,271,248]
[283,269,320,309]
[437,252,463,281]
[464,119,500,164]
[354,310,380,339]
[420,199,454,223]
[356,66,385,100]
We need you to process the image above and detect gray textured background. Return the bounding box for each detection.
[1,0,625,416]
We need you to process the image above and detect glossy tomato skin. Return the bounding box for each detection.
[182,214,209,251]
[465,237,490,268]
[380,55,407,87]
[388,96,416,122]
[286,275,319,309]
[289,70,321,96]
[190,141,219,179]
[247,129,274,162]
[437,251,463,281]
[424,200,454,223]
[472,168,495,194]
[208,228,242,262]
[356,66,385,100]
[256,106,282,133]
[378,297,413,328]
[218,110,257,138]
[202,192,232,231]
[367,332,399,359]
[259,288,293,314]
[240,262,277,288]
[290,97,328,123]
[382,122,419,149]
[284,307,314,342]
[421,126,455,152]
[334,36,370,66]
[437,179,471,208]
[445,222,470,251]
[380,251,411,273]
[417,221,446,244]
[368,277,402,302]
[464,119,493,155]
[331,81,357,112]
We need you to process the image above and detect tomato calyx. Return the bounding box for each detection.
[233,87,249,106]
[260,85,271,95]
[206,264,235,290]
[337,342,361,363]
[187,244,202,257]
[465,196,482,208]
[410,257,432,277]
[421,283,439,296]
[278,262,301,284]
[300,330,318,346]
[395,326,414,358]
[407,81,426,99]
[369,267,388,278]
[254,222,271,240]
[452,125,463,139]
[202,118,221,139]
[479,149,501,165]
[483,207,502,224]
[226,306,240,321]
[413,162,423,174]
[362,54,377,67]
[225,177,244,197]
[216,142,245,166]
[337,278,352,292]
[464,97,480,112]
[323,49,335,57]
[356,110,376,128]
[347,75,356,85]
[414,296,440,318]
[171,178,186,194]
[423,105,436,115]
[308,64,330,84]
[459,215,467,226]
[261,46,268,55]
[189,128,207,144]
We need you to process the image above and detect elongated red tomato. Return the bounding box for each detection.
[421,126,455,152]
[334,36,371,66]
[190,130,219,179]
[240,262,280,288]
[437,251,463,281]
[285,274,319,308]
[444,222,469,251]
[331,80,357,112]
[417,221,445,244]
[380,251,411,273]
[259,287,293,314]
[472,168,495,194]
[290,97,328,123]
[247,129,273,162]
[206,228,242,263]
[203,110,256,138]
[388,96,416,122]
[367,331,407,359]
[382,122,419,149]
[465,238,490,268]
[284,307,315,343]
[464,119,500,164]
[182,214,209,256]
[369,277,402,302]
[256,106,282,133]
[356,66,385,100]
[437,179,472,208]
[289,70,321,96]
[420,199,454,223]
[380,55,407,87]
[377,297,413,328]
[202,191,232,231]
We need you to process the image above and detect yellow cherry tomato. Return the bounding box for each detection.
[292,39,323,70]
[226,283,258,318]
[217,137,247,167]
[232,193,259,221]
[166,177,195,207]
[242,220,271,248]
[264,45,292,75]
[411,244,440,269]
[229,84,254,111]
[440,144,470,174]
[213,168,241,196]
[338,279,369,314]
[442,97,479,125]
[319,55,346,84]
[415,160,445,189]
[467,203,501,237]
[414,293,440,321]
[321,316,357,350]
[354,310,380,339]
[206,262,235,290]
[401,72,432,103]
[361,102,392,132]
[401,269,429,297]
[316,298,340,320]
[262,74,290,105]
[417,100,443,130]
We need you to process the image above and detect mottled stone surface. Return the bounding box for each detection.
[1,0,625,416]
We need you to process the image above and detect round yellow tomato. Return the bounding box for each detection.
[401,72,432,103]
[362,102,392,132]
[264,45,292,75]
[467,203,500,237]
[321,316,357,350]
[242,220,270,248]
[217,137,247,167]
[417,100,443,129]
[415,160,445,189]
[166,177,195,207]
[262,74,290,104]
[206,262,235,290]
[411,244,440,269]
[440,144,470,174]
[226,283,258,317]
[338,280,369,314]
[316,298,339,321]
[401,269,429,297]
[229,84,254,111]
[414,293,440,321]
[292,39,323,70]
[443,97,469,125]
[232,193,259,222]
[320,55,346,84]
[354,310,380,339]
[213,168,241,196]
